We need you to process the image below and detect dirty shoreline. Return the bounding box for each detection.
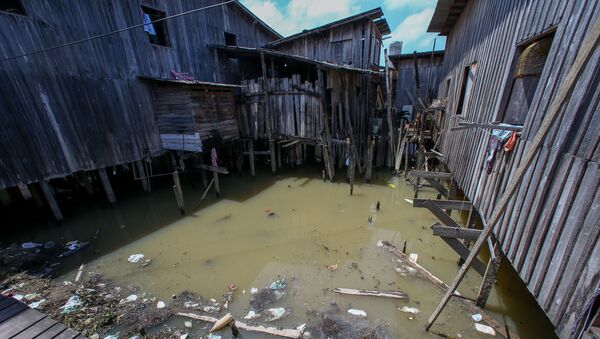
[1,168,557,338]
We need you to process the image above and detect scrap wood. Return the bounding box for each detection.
[177,312,301,338]
[376,240,518,339]
[332,287,408,299]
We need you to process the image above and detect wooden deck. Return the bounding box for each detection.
[0,294,85,339]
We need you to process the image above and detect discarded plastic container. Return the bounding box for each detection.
[347,309,367,317]
[269,278,286,290]
[21,242,41,249]
[61,295,82,314]
[474,323,496,336]
[244,310,261,320]
[265,307,286,321]
[157,301,166,308]
[472,313,483,322]
[399,306,420,314]
[128,254,145,263]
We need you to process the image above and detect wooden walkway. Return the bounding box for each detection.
[0,294,85,339]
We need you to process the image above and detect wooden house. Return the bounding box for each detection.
[427,0,599,337]
[0,0,280,218]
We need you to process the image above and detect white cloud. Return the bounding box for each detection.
[384,0,436,11]
[388,7,439,53]
[242,0,360,36]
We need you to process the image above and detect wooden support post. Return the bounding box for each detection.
[172,171,185,214]
[39,180,63,221]
[384,49,395,166]
[98,168,116,206]
[446,179,457,215]
[348,139,355,195]
[365,136,374,182]
[197,154,209,187]
[317,68,335,181]
[260,51,277,174]
[425,17,600,331]
[476,243,503,307]
[248,139,255,177]
[432,224,482,241]
[76,172,94,195]
[276,143,282,169]
[135,160,150,192]
[412,199,472,210]
[213,172,220,198]
[404,139,410,178]
[423,177,449,198]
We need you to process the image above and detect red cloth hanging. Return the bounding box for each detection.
[503,132,518,152]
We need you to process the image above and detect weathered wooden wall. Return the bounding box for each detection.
[0,0,278,189]
[272,20,382,70]
[151,84,239,142]
[392,53,444,113]
[434,0,599,336]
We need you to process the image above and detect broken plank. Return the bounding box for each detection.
[432,224,482,241]
[409,170,452,179]
[412,199,472,210]
[177,312,301,338]
[331,288,408,299]
[193,164,229,174]
[376,240,516,339]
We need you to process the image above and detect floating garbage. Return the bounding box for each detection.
[28,299,45,309]
[409,253,418,263]
[207,334,222,339]
[184,320,193,328]
[347,309,367,317]
[388,183,396,189]
[404,199,413,204]
[141,259,152,267]
[157,301,166,308]
[61,295,82,314]
[120,294,138,303]
[265,307,286,321]
[475,323,496,336]
[59,241,89,257]
[399,306,420,314]
[250,287,259,295]
[244,310,261,320]
[472,313,483,322]
[297,323,306,332]
[12,294,24,300]
[21,242,41,249]
[128,254,145,263]
[269,278,286,290]
[326,263,338,271]
[104,334,119,339]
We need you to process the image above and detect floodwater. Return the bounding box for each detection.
[2,166,557,338]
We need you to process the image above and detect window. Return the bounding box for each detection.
[224,32,237,46]
[456,63,477,115]
[0,0,26,15]
[141,6,169,47]
[501,33,554,125]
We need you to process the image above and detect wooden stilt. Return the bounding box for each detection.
[98,168,116,206]
[446,179,457,215]
[135,160,150,192]
[213,172,220,198]
[172,171,185,215]
[404,139,409,178]
[197,153,209,187]
[476,242,503,307]
[365,136,374,182]
[248,139,255,177]
[76,172,94,195]
[276,143,282,169]
[426,17,600,331]
[348,139,355,195]
[317,68,335,181]
[39,180,63,221]
[260,51,277,174]
[384,49,396,166]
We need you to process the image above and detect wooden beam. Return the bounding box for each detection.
[260,51,277,174]
[410,170,452,179]
[172,171,185,214]
[331,288,408,299]
[423,177,448,198]
[247,139,255,177]
[243,150,271,155]
[476,243,503,307]
[422,200,459,227]
[135,160,150,192]
[39,181,63,221]
[385,49,396,165]
[452,122,523,132]
[193,164,229,175]
[437,235,486,276]
[98,168,116,206]
[177,313,301,338]
[412,199,472,210]
[432,224,482,241]
[425,16,600,331]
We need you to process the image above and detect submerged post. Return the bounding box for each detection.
[317,68,335,181]
[197,153,209,187]
[98,167,116,206]
[135,160,150,192]
[39,180,63,221]
[348,139,355,195]
[213,171,220,198]
[248,139,255,177]
[476,242,503,307]
[172,171,185,215]
[365,136,374,182]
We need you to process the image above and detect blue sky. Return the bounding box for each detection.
[241,0,446,55]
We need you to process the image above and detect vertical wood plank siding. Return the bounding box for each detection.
[0,0,278,189]
[435,0,600,336]
[392,54,444,111]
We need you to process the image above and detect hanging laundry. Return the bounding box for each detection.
[484,129,512,174]
[503,131,518,152]
[143,13,157,36]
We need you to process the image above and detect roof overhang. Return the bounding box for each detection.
[232,1,283,40]
[210,45,383,75]
[138,76,242,89]
[266,7,389,47]
[427,0,469,35]
[389,50,445,62]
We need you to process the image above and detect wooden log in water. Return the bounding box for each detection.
[98,168,116,206]
[172,171,185,214]
[177,313,301,338]
[332,287,408,299]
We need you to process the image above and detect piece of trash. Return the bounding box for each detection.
[21,242,42,249]
[228,284,237,291]
[211,313,234,332]
[141,259,152,267]
[475,323,496,335]
[12,294,24,301]
[269,278,286,290]
[399,306,420,314]
[128,254,145,263]
[250,287,259,295]
[104,334,119,339]
[157,301,166,308]
[44,241,56,249]
[180,334,188,339]
[207,334,222,339]
[61,295,82,314]
[347,309,367,317]
[404,199,413,204]
[409,253,418,263]
[244,310,261,320]
[326,263,338,271]
[297,323,306,332]
[472,313,482,322]
[388,183,396,189]
[265,307,286,321]
[28,299,45,309]
[184,320,193,328]
[125,294,138,302]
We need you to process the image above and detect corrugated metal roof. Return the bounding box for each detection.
[427,0,469,35]
[265,8,388,47]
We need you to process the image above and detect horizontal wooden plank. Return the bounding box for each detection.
[410,170,452,179]
[432,224,482,241]
[0,308,45,337]
[194,164,229,174]
[413,199,472,210]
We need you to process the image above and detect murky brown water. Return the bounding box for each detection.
[3,167,556,338]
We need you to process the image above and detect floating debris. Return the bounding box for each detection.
[472,313,483,322]
[404,199,413,204]
[127,254,145,263]
[265,307,286,322]
[326,263,338,271]
[475,323,496,336]
[184,320,193,328]
[269,277,286,290]
[60,295,82,314]
[243,310,261,320]
[347,309,367,317]
[157,301,166,308]
[399,306,420,314]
